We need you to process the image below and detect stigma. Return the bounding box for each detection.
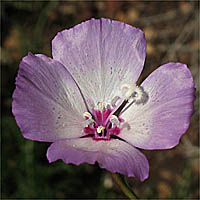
[120,83,147,104]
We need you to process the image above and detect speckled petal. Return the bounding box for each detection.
[120,63,195,149]
[12,53,87,142]
[47,138,149,181]
[52,18,146,107]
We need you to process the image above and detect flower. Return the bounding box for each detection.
[12,18,195,181]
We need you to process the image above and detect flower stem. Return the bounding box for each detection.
[111,173,138,199]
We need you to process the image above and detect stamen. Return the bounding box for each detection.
[83,112,94,127]
[83,112,92,119]
[83,105,124,140]
[106,104,111,109]
[84,119,94,127]
[98,102,105,112]
[97,126,105,133]
[110,115,120,126]
[104,99,127,125]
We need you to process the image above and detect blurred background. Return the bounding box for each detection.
[1,1,199,199]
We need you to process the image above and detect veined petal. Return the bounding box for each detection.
[12,53,87,142]
[52,18,146,106]
[47,138,149,181]
[120,63,195,149]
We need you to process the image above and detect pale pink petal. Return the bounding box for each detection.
[12,53,87,142]
[120,63,195,149]
[52,18,146,107]
[47,138,149,181]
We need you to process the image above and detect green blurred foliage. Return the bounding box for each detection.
[2,1,199,199]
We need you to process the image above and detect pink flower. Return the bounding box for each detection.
[12,18,195,181]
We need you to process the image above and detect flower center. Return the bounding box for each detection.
[83,107,122,140]
[82,84,148,141]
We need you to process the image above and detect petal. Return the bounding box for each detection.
[12,53,87,142]
[52,18,146,107]
[47,138,149,181]
[120,63,195,149]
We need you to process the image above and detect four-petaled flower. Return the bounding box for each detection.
[12,18,195,181]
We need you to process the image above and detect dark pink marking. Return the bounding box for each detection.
[83,109,122,141]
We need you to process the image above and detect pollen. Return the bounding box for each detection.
[83,112,94,127]
[98,102,105,112]
[97,126,105,133]
[83,112,92,119]
[110,115,120,126]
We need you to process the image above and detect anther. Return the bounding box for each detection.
[83,112,94,127]
[97,126,105,134]
[110,115,120,126]
[98,102,105,112]
[83,112,92,119]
